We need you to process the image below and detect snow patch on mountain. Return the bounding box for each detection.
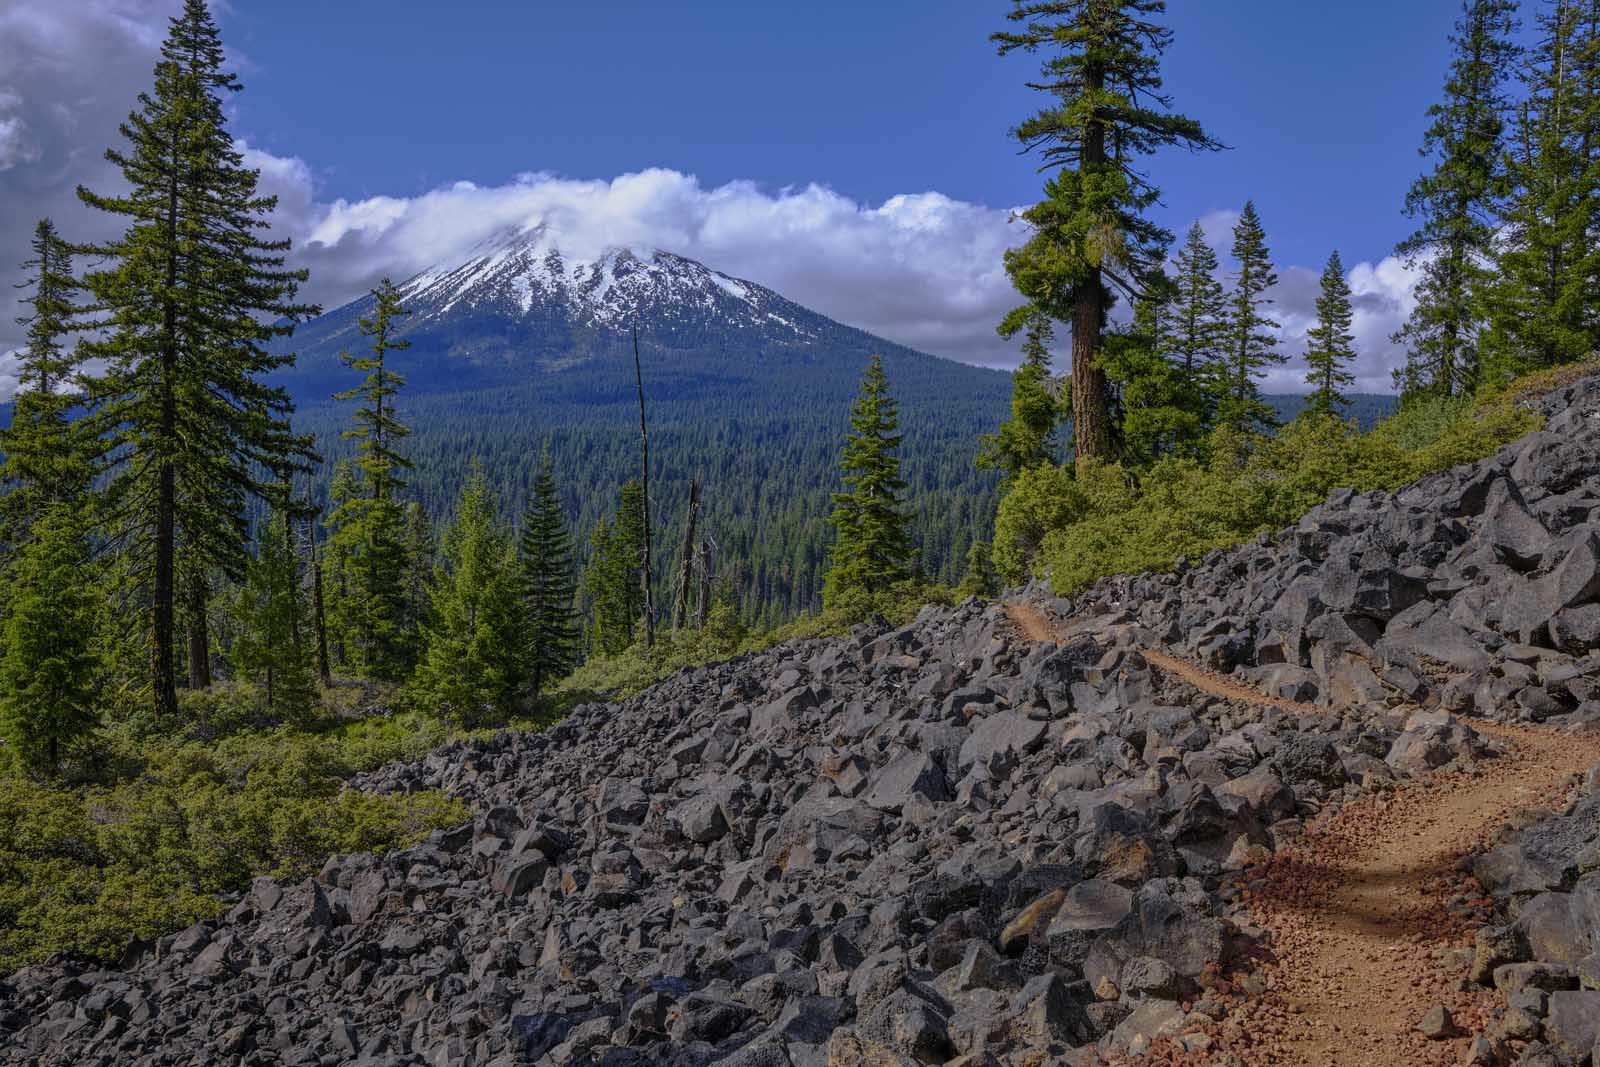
[394,227,814,340]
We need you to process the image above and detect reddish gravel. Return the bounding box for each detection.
[1003,601,1600,1067]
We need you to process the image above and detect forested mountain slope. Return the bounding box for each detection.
[278,233,1014,622]
[272,230,1395,623]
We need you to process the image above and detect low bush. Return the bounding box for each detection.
[0,712,466,973]
[995,369,1564,598]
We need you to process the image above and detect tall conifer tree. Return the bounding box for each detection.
[1481,0,1600,379]
[76,0,316,718]
[1170,222,1228,400]
[994,0,1220,466]
[1303,251,1358,417]
[0,219,90,557]
[1218,201,1283,434]
[1394,0,1520,399]
[518,453,580,697]
[328,280,414,678]
[824,355,914,617]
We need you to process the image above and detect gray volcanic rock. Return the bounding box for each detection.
[4,374,1600,1066]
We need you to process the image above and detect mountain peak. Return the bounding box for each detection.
[393,230,806,339]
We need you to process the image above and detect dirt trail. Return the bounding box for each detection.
[1002,601,1600,1067]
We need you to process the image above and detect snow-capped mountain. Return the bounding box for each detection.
[281,228,925,395]
[394,232,816,343]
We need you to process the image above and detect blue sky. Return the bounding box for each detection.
[0,0,1504,389]
[227,0,1465,269]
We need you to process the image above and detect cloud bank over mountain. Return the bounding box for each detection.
[0,0,1416,395]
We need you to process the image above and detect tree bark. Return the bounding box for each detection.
[153,167,180,720]
[673,480,700,630]
[634,328,654,648]
[697,538,714,629]
[1072,58,1114,466]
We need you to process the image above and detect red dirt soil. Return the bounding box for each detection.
[1003,601,1600,1067]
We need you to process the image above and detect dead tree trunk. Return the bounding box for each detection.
[673,480,700,630]
[697,537,715,629]
[634,327,655,648]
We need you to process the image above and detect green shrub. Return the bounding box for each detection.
[1027,372,1558,598]
[0,714,467,973]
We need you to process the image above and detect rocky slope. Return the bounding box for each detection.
[2,375,1599,1067]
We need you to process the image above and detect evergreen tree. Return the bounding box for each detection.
[0,219,90,558]
[824,355,914,617]
[584,483,647,658]
[1481,0,1600,380]
[233,507,316,721]
[1394,0,1520,399]
[402,501,436,638]
[518,452,580,697]
[1101,274,1206,463]
[76,0,317,718]
[1303,251,1358,417]
[327,282,415,679]
[322,460,360,670]
[335,279,413,501]
[994,0,1220,465]
[1171,221,1229,403]
[411,468,524,725]
[978,313,1061,484]
[0,504,100,773]
[958,539,1001,599]
[1217,201,1284,434]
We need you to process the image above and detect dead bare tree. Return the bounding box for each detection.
[634,326,655,648]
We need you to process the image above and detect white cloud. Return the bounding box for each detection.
[0,0,1418,400]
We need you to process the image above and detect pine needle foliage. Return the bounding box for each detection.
[0,219,91,558]
[1393,0,1520,400]
[824,355,915,619]
[994,0,1220,464]
[1217,201,1284,435]
[75,0,317,718]
[1303,251,1358,417]
[0,504,100,774]
[518,452,581,697]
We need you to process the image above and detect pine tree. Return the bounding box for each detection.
[0,219,90,559]
[0,504,100,773]
[994,0,1220,465]
[322,460,360,670]
[411,468,524,726]
[1217,201,1284,434]
[584,483,647,658]
[325,279,414,679]
[824,355,915,618]
[518,452,580,697]
[1481,0,1600,380]
[1101,273,1206,463]
[335,279,413,501]
[1393,0,1520,399]
[1303,251,1358,417]
[1171,221,1229,404]
[958,539,1001,599]
[233,507,316,721]
[402,501,436,638]
[76,0,317,718]
[978,313,1061,485]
